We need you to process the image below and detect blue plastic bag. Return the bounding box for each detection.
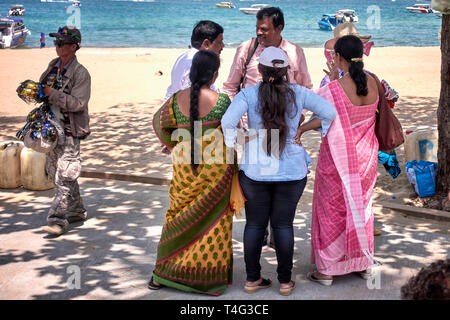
[405,160,438,197]
[378,150,401,179]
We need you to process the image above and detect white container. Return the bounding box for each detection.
[0,141,24,189]
[20,147,54,191]
[404,126,438,163]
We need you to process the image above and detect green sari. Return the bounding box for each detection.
[152,93,243,296]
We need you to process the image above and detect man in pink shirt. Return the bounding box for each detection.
[223,7,313,100]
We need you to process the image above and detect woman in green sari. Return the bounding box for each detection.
[149,50,244,296]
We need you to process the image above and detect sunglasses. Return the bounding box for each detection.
[54,40,74,48]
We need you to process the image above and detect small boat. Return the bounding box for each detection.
[8,4,25,16]
[0,18,31,49]
[216,2,235,8]
[336,9,358,23]
[318,14,344,31]
[239,4,269,15]
[72,0,81,7]
[406,3,435,13]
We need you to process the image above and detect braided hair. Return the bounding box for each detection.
[188,50,220,174]
[258,63,297,158]
[334,35,368,96]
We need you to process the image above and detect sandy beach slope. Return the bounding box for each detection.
[0,47,441,208]
[0,46,441,117]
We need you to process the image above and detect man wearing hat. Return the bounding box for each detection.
[321,22,373,87]
[40,26,91,236]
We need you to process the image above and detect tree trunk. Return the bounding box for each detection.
[436,14,450,197]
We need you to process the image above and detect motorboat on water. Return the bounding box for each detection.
[0,18,31,48]
[72,0,81,7]
[8,4,25,16]
[406,3,435,13]
[318,14,344,31]
[336,9,358,23]
[216,2,235,8]
[239,4,269,15]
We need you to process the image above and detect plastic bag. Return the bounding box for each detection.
[378,150,401,179]
[405,160,438,197]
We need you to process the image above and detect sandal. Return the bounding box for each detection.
[148,276,165,290]
[279,281,296,296]
[307,271,333,286]
[244,278,272,294]
[356,269,374,280]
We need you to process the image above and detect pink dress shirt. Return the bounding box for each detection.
[222,38,313,100]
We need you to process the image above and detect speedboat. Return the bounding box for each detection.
[318,14,344,31]
[239,4,269,15]
[0,18,31,48]
[216,2,235,8]
[336,9,358,23]
[72,0,81,7]
[406,3,435,13]
[8,4,25,16]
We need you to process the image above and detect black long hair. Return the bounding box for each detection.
[191,20,224,49]
[188,50,220,174]
[256,7,285,30]
[334,35,368,96]
[258,62,297,158]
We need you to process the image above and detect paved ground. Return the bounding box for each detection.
[0,178,448,300]
[1,98,448,300]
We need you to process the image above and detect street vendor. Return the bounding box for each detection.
[40,26,91,236]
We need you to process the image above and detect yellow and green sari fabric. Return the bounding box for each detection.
[152,93,243,296]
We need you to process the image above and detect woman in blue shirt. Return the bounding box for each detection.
[221,47,336,296]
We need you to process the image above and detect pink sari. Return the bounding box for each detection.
[311,80,379,275]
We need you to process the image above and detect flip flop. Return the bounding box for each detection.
[244,278,272,294]
[279,281,296,296]
[307,271,333,286]
[148,276,165,290]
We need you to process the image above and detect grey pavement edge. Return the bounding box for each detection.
[0,178,449,300]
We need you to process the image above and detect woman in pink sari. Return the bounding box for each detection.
[299,35,380,285]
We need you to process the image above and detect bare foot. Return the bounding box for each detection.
[280,280,295,289]
[245,278,263,287]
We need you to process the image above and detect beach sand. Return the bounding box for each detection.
[0,47,441,117]
[0,46,442,208]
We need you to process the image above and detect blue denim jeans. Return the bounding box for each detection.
[239,171,307,284]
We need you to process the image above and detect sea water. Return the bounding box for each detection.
[0,0,442,48]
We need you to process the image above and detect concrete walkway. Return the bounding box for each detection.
[0,178,448,300]
[1,98,448,299]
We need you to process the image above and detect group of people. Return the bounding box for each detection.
[149,7,383,296]
[36,8,386,297]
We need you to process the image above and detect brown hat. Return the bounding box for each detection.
[333,23,371,43]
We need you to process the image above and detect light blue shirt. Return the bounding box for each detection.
[221,83,336,181]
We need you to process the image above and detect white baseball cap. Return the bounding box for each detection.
[258,46,289,68]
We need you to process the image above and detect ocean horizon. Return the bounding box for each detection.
[0,0,443,48]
